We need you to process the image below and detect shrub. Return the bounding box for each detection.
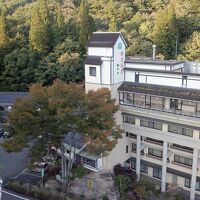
[72,164,87,179]
[102,195,109,200]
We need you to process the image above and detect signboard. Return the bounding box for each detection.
[41,169,44,177]
[118,42,122,49]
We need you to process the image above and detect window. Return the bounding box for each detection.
[124,93,134,105]
[170,99,178,109]
[146,137,163,145]
[126,132,129,137]
[148,148,162,158]
[135,72,139,83]
[141,163,148,173]
[174,155,192,166]
[89,67,96,76]
[123,115,135,124]
[196,181,200,191]
[172,144,193,152]
[140,119,162,130]
[129,133,137,139]
[126,145,128,153]
[131,161,136,169]
[182,76,187,87]
[132,143,137,152]
[185,178,191,188]
[168,125,193,137]
[153,168,162,179]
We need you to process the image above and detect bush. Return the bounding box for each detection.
[115,175,130,200]
[72,164,87,179]
[102,195,109,200]
[6,180,84,200]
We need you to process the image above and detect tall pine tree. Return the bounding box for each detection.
[107,0,117,32]
[29,0,52,51]
[78,0,93,52]
[152,4,177,59]
[0,14,8,47]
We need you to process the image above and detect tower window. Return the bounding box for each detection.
[89,67,96,76]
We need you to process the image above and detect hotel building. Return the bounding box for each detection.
[84,32,200,200]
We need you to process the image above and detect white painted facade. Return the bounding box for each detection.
[85,32,200,200]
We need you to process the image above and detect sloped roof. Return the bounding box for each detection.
[118,82,200,101]
[0,92,29,105]
[88,32,127,48]
[85,56,102,65]
[63,132,85,150]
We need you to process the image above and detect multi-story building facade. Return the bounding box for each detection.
[85,32,200,200]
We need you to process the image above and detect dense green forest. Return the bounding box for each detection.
[0,0,199,91]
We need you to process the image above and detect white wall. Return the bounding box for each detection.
[88,47,113,57]
[101,60,111,84]
[85,64,101,84]
[124,70,200,89]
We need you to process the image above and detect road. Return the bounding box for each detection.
[0,138,29,183]
[1,189,32,200]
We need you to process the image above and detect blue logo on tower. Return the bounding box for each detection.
[118,43,122,50]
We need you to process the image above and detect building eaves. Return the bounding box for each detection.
[125,58,184,66]
[85,56,102,65]
[118,82,200,101]
[124,67,200,77]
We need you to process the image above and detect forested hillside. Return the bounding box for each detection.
[0,0,199,91]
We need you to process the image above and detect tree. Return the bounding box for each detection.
[29,0,52,51]
[107,0,117,32]
[181,31,200,61]
[152,4,178,59]
[2,80,122,185]
[134,185,149,200]
[115,175,130,200]
[0,48,41,91]
[0,14,8,47]
[78,0,93,52]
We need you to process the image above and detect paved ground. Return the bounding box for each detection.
[0,138,35,200]
[0,138,29,184]
[1,189,34,200]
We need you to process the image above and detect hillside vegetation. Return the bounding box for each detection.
[0,0,199,91]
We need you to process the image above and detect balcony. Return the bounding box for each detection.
[119,92,200,119]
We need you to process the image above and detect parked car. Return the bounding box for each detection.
[3,131,12,138]
[31,162,49,174]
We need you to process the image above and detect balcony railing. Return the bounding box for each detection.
[120,100,200,119]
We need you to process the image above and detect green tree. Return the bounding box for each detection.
[29,0,52,51]
[181,31,200,61]
[107,0,117,32]
[0,14,8,47]
[115,175,130,200]
[52,4,66,45]
[152,4,178,59]
[1,48,41,91]
[78,0,93,52]
[2,80,122,184]
[134,185,149,200]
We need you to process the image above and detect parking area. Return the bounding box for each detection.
[0,138,30,184]
[12,169,42,185]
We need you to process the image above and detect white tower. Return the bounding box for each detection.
[85,32,127,99]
